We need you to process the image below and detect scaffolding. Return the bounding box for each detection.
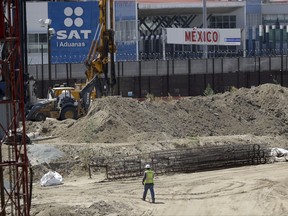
[0,0,31,215]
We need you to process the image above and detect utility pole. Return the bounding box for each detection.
[39,18,55,88]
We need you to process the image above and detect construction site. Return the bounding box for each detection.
[1,0,288,216]
[2,83,288,215]
[25,84,288,216]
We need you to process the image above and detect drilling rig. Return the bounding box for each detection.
[85,0,116,97]
[0,0,31,215]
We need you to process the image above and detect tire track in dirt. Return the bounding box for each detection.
[254,179,288,216]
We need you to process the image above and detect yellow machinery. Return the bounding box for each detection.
[51,84,96,100]
[26,0,116,121]
[84,0,116,96]
[26,76,98,121]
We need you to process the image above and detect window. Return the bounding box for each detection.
[27,33,48,54]
[28,34,38,43]
[39,34,47,43]
[208,15,237,29]
[207,16,237,53]
[115,20,137,42]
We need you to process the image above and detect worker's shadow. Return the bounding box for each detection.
[153,201,165,204]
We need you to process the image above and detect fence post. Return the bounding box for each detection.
[121,61,124,96]
[66,63,69,86]
[269,55,271,79]
[258,57,261,85]
[139,61,142,98]
[280,25,284,85]
[203,59,208,92]
[117,61,120,95]
[212,58,215,90]
[221,58,224,91]
[69,63,72,79]
[148,76,151,94]
[286,55,288,86]
[167,60,170,96]
[41,44,44,98]
[54,63,57,81]
[188,59,191,96]
[237,57,240,88]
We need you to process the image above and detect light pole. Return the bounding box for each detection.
[202,0,207,58]
[39,18,55,88]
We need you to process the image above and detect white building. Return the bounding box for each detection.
[25,0,288,64]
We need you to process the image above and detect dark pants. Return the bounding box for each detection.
[143,183,155,202]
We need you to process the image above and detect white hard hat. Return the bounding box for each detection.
[145,164,151,169]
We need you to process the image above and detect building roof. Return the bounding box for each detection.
[137,0,245,17]
[138,0,224,2]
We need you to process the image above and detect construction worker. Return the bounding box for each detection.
[142,164,155,203]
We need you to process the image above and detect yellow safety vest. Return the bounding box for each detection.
[144,170,154,184]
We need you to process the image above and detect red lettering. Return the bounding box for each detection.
[207,31,212,42]
[213,32,218,42]
[192,31,196,42]
[197,31,202,42]
[183,29,219,44]
[185,31,191,42]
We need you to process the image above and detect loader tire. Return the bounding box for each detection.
[35,112,46,121]
[60,107,77,120]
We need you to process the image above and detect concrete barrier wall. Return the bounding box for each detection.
[28,56,285,79]
[28,56,288,98]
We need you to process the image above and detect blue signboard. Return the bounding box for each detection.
[115,0,137,61]
[48,2,99,63]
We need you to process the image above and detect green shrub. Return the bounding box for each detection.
[204,84,214,96]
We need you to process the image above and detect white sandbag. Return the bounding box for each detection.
[270,147,288,157]
[40,171,63,186]
[270,148,288,163]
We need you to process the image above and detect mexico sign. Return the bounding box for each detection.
[166,28,241,46]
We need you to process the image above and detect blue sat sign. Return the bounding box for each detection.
[48,2,99,63]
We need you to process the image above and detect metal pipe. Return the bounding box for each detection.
[202,0,207,59]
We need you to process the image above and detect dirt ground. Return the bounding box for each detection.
[30,163,288,216]
[25,83,288,216]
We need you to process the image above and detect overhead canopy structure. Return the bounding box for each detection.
[137,0,245,16]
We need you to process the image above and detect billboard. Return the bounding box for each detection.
[115,0,138,61]
[166,28,241,46]
[48,2,99,63]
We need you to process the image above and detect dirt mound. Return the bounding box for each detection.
[26,84,288,143]
[26,118,76,138]
[32,200,134,216]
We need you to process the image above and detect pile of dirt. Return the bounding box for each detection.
[32,200,134,216]
[26,118,76,139]
[26,83,288,143]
